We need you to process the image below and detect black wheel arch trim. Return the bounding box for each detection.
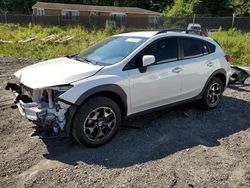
[74,84,127,108]
[199,68,227,98]
[63,84,127,136]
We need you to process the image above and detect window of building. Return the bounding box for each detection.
[148,16,159,24]
[110,12,126,23]
[37,8,45,16]
[72,10,80,17]
[62,10,79,20]
[90,11,100,16]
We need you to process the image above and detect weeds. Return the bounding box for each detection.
[209,28,250,66]
[0,24,249,66]
[0,24,123,60]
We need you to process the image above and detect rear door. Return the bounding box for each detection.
[180,37,216,99]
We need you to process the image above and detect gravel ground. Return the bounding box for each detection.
[0,57,249,188]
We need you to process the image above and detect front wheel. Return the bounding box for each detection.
[72,96,122,147]
[200,77,223,109]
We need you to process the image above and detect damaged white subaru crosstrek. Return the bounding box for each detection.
[6,30,231,147]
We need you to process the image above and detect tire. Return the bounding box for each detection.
[72,96,122,147]
[200,77,223,110]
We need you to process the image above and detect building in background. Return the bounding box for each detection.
[32,2,162,27]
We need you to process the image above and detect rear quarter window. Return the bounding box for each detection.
[207,42,216,53]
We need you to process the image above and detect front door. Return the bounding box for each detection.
[126,37,183,113]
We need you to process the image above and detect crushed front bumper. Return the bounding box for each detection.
[5,82,72,137]
[5,83,46,121]
[15,100,46,121]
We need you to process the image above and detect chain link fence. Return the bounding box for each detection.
[0,14,250,31]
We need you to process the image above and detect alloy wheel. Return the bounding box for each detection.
[83,107,116,142]
[207,83,222,107]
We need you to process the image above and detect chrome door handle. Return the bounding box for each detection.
[172,67,182,73]
[206,62,213,67]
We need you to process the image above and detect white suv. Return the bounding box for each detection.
[6,30,231,146]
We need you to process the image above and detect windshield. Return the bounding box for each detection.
[77,36,148,65]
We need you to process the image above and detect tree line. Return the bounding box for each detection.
[0,0,249,16]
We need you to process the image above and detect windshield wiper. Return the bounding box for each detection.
[84,58,97,65]
[74,55,97,65]
[65,53,78,58]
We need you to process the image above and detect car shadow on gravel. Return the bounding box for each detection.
[42,95,250,169]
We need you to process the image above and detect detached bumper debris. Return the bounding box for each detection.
[230,66,250,85]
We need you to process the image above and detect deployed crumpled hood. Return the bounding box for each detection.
[15,57,103,89]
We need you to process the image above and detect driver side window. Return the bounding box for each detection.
[124,37,178,70]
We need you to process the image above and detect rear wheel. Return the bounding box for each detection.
[200,77,223,109]
[72,96,121,147]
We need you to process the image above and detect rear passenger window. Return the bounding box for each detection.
[182,38,203,58]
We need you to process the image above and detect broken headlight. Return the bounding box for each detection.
[50,84,73,101]
[51,84,73,92]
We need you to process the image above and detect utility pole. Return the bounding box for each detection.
[4,11,8,24]
[232,13,235,28]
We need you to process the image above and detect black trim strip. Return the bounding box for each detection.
[64,84,127,135]
[200,68,227,93]
[126,95,201,119]
[74,84,127,108]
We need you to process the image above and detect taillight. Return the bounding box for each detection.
[224,55,232,63]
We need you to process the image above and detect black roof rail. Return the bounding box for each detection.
[155,28,204,36]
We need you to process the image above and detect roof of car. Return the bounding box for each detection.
[117,31,158,38]
[117,31,209,40]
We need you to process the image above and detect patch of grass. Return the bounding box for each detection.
[209,28,250,66]
[0,24,249,66]
[0,23,124,60]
